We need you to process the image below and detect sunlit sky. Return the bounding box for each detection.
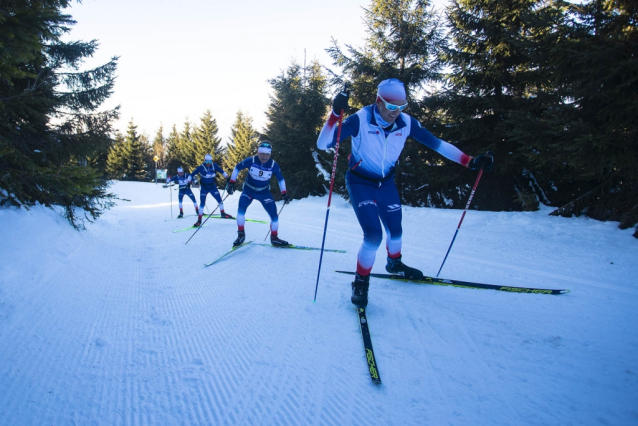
[65,0,448,143]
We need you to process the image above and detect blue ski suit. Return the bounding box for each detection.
[167,174,197,209]
[229,156,287,234]
[190,162,229,212]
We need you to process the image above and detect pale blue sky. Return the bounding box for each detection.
[66,0,448,143]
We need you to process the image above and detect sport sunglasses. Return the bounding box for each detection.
[378,94,408,112]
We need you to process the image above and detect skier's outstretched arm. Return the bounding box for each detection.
[229,158,251,183]
[409,118,494,170]
[214,163,229,180]
[409,117,471,167]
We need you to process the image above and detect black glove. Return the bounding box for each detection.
[227,182,235,195]
[332,89,349,116]
[282,192,290,204]
[468,151,494,171]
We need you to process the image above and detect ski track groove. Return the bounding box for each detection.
[2,237,123,424]
[418,299,526,426]
[450,310,524,425]
[177,273,272,425]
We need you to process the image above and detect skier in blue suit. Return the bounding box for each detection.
[166,166,199,218]
[317,78,494,307]
[190,154,231,227]
[227,141,290,247]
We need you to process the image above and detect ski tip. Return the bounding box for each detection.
[559,289,571,294]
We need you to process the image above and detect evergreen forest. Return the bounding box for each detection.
[1,0,636,236]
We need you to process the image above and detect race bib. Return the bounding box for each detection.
[249,165,272,182]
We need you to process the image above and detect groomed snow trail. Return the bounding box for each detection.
[1,181,637,425]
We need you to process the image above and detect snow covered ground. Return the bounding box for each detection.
[1,181,637,425]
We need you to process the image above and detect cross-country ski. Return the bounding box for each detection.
[205,214,268,224]
[335,271,570,294]
[253,243,346,253]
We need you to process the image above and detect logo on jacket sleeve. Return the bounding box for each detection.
[387,204,401,212]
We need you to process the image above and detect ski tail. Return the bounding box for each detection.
[204,241,254,267]
[173,224,205,233]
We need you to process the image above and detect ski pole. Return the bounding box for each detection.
[264,202,288,241]
[263,182,300,241]
[436,168,484,277]
[185,187,229,245]
[208,192,230,216]
[170,182,173,220]
[314,110,345,302]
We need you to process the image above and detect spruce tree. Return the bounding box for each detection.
[118,121,147,181]
[193,111,224,163]
[152,126,166,169]
[0,0,119,228]
[263,61,331,199]
[139,133,155,180]
[180,119,198,171]
[225,111,260,188]
[533,0,638,235]
[191,110,227,185]
[328,0,443,108]
[165,124,187,175]
[106,132,127,179]
[421,0,562,211]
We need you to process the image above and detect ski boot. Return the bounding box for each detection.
[193,215,202,227]
[270,234,290,247]
[385,255,423,280]
[177,209,184,219]
[233,230,246,247]
[351,273,370,307]
[220,211,234,219]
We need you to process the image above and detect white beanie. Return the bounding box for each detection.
[204,154,212,162]
[377,78,406,103]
